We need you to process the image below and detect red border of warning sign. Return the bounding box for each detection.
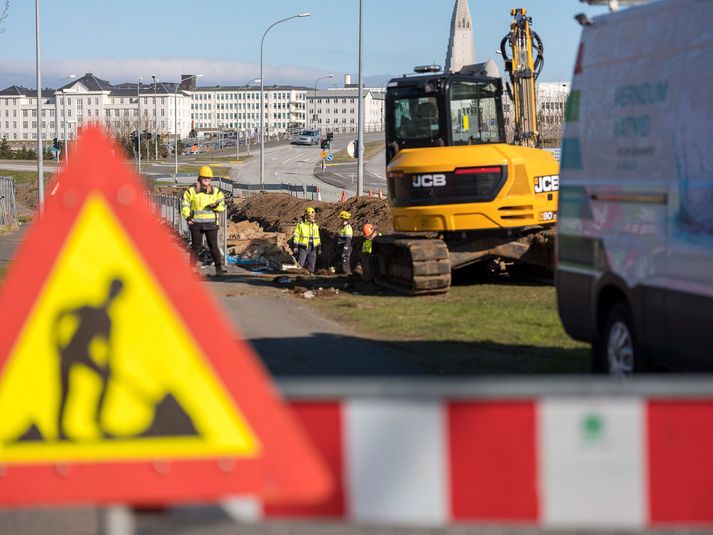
[0,127,330,506]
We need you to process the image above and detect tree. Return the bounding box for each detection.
[103,116,170,161]
[0,136,11,159]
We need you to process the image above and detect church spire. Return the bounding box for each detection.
[445,0,476,72]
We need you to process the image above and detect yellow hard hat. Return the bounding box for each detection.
[198,165,213,179]
[305,207,316,215]
[338,210,351,220]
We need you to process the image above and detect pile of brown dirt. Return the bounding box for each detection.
[229,192,393,272]
[229,192,392,234]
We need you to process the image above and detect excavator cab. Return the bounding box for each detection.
[385,65,506,163]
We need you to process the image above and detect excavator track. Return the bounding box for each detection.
[372,237,451,295]
[371,227,556,295]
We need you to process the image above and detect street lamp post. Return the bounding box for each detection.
[137,77,142,173]
[259,12,311,188]
[312,74,333,131]
[55,74,75,166]
[62,93,69,164]
[35,0,44,212]
[174,74,204,182]
[152,75,159,161]
[357,0,365,196]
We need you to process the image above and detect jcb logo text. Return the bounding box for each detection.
[412,174,446,188]
[534,175,559,193]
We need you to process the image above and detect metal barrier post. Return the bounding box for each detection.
[222,210,228,264]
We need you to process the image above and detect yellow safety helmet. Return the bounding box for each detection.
[305,207,316,215]
[338,210,351,220]
[198,165,213,179]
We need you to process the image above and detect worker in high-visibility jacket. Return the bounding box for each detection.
[336,210,353,275]
[293,207,321,273]
[181,166,226,276]
[361,223,381,282]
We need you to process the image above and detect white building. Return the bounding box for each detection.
[306,74,384,135]
[0,73,193,144]
[0,73,314,144]
[502,81,570,144]
[187,83,309,137]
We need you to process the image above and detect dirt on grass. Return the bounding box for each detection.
[228,192,393,272]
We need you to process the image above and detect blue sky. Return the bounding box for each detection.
[0,0,604,90]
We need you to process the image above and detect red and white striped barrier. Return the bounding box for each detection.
[240,380,713,529]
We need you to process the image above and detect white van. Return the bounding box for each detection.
[556,0,713,374]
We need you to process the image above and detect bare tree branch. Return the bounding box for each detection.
[0,1,9,34]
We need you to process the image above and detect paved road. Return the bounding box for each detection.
[149,134,387,200]
[210,273,431,376]
[0,225,27,265]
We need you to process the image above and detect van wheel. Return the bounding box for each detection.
[592,303,643,376]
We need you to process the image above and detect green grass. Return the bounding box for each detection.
[328,141,383,164]
[309,280,589,374]
[176,165,230,177]
[0,169,39,185]
[0,263,9,283]
[196,155,251,163]
[18,214,32,224]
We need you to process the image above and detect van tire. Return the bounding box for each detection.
[592,303,644,376]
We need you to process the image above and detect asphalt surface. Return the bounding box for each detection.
[147,133,387,200]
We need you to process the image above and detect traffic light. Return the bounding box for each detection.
[354,139,359,156]
[53,138,59,150]
[327,131,334,142]
[320,138,329,150]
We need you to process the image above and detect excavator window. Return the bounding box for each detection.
[392,96,442,142]
[449,80,505,145]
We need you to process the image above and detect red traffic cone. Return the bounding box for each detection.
[340,190,346,203]
[369,189,373,197]
[317,187,322,201]
[378,188,383,200]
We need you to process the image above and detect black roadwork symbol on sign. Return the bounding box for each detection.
[55,277,124,440]
[10,276,198,444]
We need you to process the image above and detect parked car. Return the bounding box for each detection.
[291,129,321,145]
[556,0,713,374]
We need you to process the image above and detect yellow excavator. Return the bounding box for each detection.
[374,8,559,294]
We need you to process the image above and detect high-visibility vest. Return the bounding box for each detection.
[338,224,353,242]
[293,219,321,247]
[181,185,225,225]
[362,232,382,254]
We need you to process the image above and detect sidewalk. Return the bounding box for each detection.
[0,224,27,266]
